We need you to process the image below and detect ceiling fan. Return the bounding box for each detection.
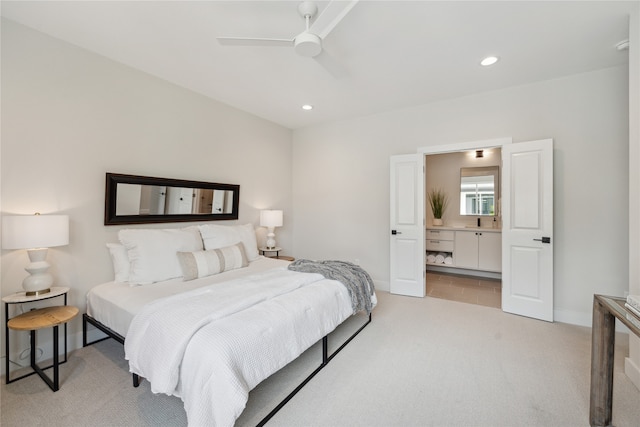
[217,1,358,76]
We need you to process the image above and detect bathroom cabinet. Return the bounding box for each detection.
[426,227,501,273]
[454,230,501,272]
[425,229,454,266]
[425,229,454,252]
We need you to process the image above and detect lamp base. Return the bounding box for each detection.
[23,248,54,296]
[26,288,51,297]
[266,227,277,250]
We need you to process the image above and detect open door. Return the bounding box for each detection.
[502,139,554,321]
[390,154,425,297]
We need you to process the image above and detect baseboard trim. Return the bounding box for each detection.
[375,279,389,292]
[624,356,640,391]
[554,308,591,327]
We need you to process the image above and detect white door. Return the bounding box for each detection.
[390,154,425,297]
[166,187,194,214]
[149,186,166,215]
[212,190,226,213]
[502,139,554,321]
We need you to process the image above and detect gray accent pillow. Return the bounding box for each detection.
[177,242,249,281]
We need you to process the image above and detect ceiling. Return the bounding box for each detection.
[1,1,634,129]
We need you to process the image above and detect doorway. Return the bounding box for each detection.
[390,138,553,321]
[425,148,502,309]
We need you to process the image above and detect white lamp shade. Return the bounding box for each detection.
[260,210,283,228]
[2,214,69,249]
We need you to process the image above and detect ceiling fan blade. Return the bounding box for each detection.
[217,37,293,47]
[310,0,359,39]
[314,50,348,79]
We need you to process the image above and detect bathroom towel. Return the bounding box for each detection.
[444,255,453,265]
[427,253,436,263]
[435,253,445,264]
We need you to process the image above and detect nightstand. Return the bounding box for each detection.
[260,247,282,257]
[259,247,294,261]
[7,306,78,391]
[3,286,73,390]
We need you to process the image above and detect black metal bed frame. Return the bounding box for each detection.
[82,311,371,425]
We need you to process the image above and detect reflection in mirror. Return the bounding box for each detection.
[140,185,167,215]
[106,173,240,225]
[460,166,499,216]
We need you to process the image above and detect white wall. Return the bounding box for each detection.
[626,3,640,391]
[292,65,629,326]
[0,20,293,363]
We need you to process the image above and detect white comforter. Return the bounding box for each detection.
[124,266,355,426]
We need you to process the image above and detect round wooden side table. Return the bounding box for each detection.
[7,305,79,391]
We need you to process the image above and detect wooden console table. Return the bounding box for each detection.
[590,294,640,426]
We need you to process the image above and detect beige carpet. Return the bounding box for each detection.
[2,291,640,427]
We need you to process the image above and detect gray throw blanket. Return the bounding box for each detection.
[288,259,375,314]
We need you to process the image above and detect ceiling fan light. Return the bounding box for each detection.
[294,32,322,57]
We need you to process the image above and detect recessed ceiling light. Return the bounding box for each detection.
[302,104,313,111]
[480,56,499,66]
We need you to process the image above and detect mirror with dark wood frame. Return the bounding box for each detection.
[104,173,240,225]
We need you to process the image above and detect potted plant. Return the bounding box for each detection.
[428,188,448,226]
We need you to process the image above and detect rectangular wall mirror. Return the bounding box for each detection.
[460,166,499,216]
[105,173,240,225]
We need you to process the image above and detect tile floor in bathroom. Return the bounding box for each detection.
[426,271,501,309]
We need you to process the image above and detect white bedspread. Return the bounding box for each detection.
[87,256,289,337]
[124,267,355,426]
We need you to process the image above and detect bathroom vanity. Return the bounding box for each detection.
[426,226,501,273]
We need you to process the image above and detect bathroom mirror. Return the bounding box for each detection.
[460,166,499,216]
[105,173,240,225]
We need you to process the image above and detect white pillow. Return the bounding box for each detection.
[119,228,203,285]
[177,242,249,281]
[198,223,259,261]
[106,243,130,283]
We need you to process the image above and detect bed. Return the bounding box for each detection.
[83,223,375,426]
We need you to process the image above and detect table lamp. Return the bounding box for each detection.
[2,213,69,296]
[260,210,283,249]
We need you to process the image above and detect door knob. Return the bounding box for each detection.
[533,237,551,243]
